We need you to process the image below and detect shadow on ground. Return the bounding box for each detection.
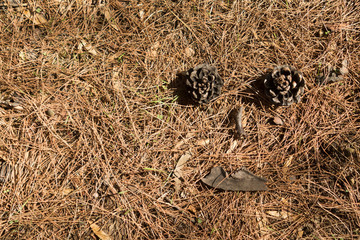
[169,71,197,106]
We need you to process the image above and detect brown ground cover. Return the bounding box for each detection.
[0,0,359,239]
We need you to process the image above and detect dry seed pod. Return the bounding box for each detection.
[264,65,305,106]
[185,64,223,104]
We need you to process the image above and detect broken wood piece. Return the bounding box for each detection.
[201,166,267,191]
[235,106,247,137]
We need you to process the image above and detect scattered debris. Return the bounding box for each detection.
[61,188,74,196]
[185,63,223,104]
[184,47,195,57]
[0,92,24,111]
[256,210,270,237]
[0,0,25,8]
[0,100,23,110]
[201,166,267,191]
[226,140,238,154]
[264,65,305,106]
[207,106,214,114]
[0,160,13,183]
[45,109,55,117]
[173,132,195,150]
[21,8,48,25]
[272,116,284,125]
[266,210,290,219]
[318,59,348,84]
[111,68,121,91]
[324,23,350,33]
[139,10,145,21]
[174,152,192,192]
[344,146,356,157]
[146,41,160,59]
[19,48,39,61]
[89,221,112,240]
[195,139,210,146]
[282,156,293,174]
[102,6,120,31]
[235,106,247,137]
[79,39,98,56]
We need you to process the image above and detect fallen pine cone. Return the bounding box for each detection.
[264,65,305,106]
[185,63,223,104]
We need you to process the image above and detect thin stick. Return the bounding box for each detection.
[235,106,247,137]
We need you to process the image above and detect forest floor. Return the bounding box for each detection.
[0,0,359,239]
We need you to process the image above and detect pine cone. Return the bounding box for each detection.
[185,64,223,104]
[264,65,305,106]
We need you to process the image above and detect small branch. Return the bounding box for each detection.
[235,106,247,138]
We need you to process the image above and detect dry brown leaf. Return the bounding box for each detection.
[21,9,47,25]
[103,7,120,31]
[61,188,74,196]
[174,139,187,149]
[33,13,47,25]
[266,210,290,219]
[273,116,284,125]
[235,107,247,137]
[184,47,195,57]
[297,228,304,238]
[174,152,191,178]
[202,167,268,191]
[89,221,112,240]
[21,9,31,18]
[282,156,293,173]
[139,10,145,21]
[147,42,160,59]
[173,132,195,149]
[256,210,270,237]
[226,140,238,154]
[80,39,98,56]
[187,204,197,214]
[0,160,13,183]
[266,211,282,218]
[325,23,349,32]
[108,52,124,62]
[280,210,290,219]
[112,68,121,91]
[174,152,191,192]
[174,178,182,193]
[340,59,349,75]
[196,139,210,146]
